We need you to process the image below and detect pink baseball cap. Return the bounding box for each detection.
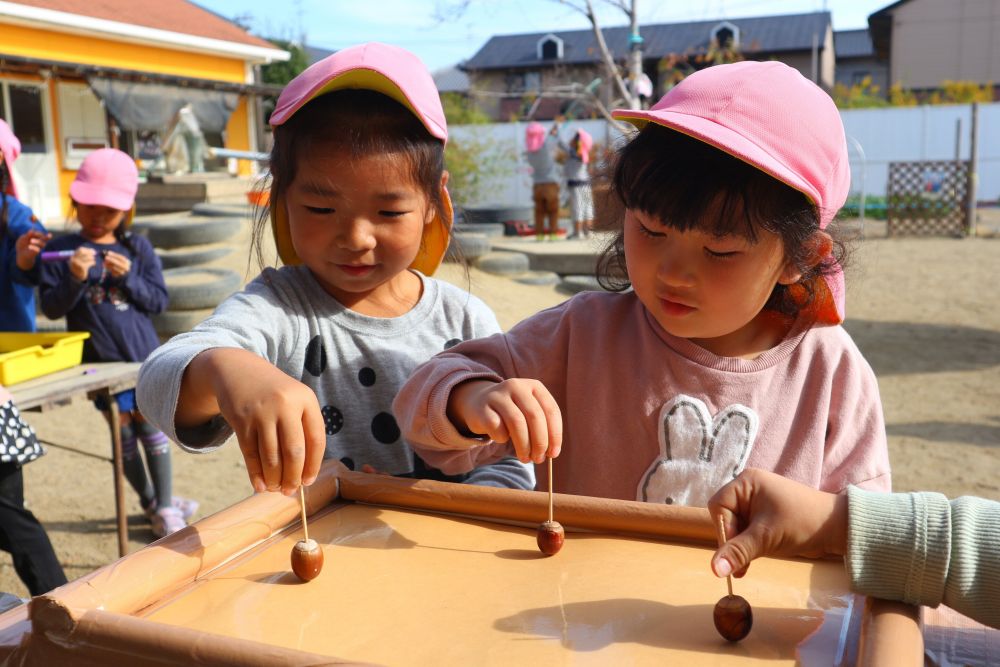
[0,119,20,197]
[525,122,546,152]
[267,42,454,276]
[613,61,849,325]
[575,128,593,164]
[270,42,447,143]
[70,148,139,212]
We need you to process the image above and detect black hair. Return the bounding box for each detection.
[250,88,446,270]
[596,124,849,319]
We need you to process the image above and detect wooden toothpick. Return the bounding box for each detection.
[299,486,310,543]
[716,515,734,597]
[548,457,554,523]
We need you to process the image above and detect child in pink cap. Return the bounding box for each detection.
[39,148,197,538]
[137,43,533,496]
[524,121,562,240]
[395,61,891,505]
[558,127,594,239]
[1,118,51,332]
[0,119,69,595]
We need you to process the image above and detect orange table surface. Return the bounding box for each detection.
[0,462,925,666]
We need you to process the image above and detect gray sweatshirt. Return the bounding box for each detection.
[525,135,560,184]
[137,265,534,489]
[847,486,1000,629]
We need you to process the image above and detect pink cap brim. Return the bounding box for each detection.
[69,181,134,212]
[269,43,447,143]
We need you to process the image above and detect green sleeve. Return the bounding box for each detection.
[846,486,1000,629]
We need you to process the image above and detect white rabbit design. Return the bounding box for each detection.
[638,394,758,507]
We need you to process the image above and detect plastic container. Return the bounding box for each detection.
[0,332,91,386]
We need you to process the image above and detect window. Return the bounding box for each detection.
[710,21,740,50]
[3,84,46,153]
[536,34,564,61]
[524,72,541,92]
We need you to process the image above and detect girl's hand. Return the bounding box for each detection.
[200,351,326,496]
[447,379,562,464]
[68,247,98,282]
[102,250,131,278]
[14,230,51,270]
[707,468,848,579]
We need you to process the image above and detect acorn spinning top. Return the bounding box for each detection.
[712,515,752,641]
[290,486,323,582]
[536,457,564,555]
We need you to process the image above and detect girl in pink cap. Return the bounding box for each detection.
[524,121,562,240]
[559,127,594,239]
[1,118,51,332]
[395,61,891,505]
[39,148,196,538]
[0,119,68,595]
[137,43,532,496]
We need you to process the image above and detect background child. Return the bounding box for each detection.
[524,121,562,240]
[559,128,594,239]
[38,148,195,538]
[395,61,890,505]
[1,118,50,332]
[709,468,1000,630]
[136,42,533,496]
[0,119,68,595]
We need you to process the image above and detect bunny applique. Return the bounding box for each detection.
[638,394,758,507]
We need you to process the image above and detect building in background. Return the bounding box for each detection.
[869,0,1000,96]
[834,28,888,92]
[462,12,836,121]
[0,0,287,222]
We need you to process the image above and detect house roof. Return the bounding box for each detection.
[465,11,832,70]
[0,0,287,61]
[433,65,470,94]
[834,28,875,59]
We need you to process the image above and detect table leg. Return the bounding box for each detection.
[106,392,128,557]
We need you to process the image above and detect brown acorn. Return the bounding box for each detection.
[536,520,565,556]
[713,594,753,641]
[290,538,324,581]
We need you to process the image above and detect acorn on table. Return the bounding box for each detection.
[713,593,753,642]
[536,520,564,556]
[291,538,324,581]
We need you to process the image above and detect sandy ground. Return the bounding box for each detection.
[3,217,998,597]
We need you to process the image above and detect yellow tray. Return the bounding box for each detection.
[0,332,91,386]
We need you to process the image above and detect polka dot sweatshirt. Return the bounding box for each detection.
[137,266,534,489]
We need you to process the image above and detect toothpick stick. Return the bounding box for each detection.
[716,515,734,597]
[299,486,309,543]
[548,457,554,523]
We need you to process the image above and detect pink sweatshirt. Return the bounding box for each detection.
[394,291,891,505]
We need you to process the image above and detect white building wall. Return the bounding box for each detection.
[452,101,1000,210]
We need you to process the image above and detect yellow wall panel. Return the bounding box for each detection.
[2,23,247,82]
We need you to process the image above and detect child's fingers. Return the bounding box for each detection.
[255,425,283,492]
[496,404,532,463]
[510,392,549,464]
[236,426,266,493]
[300,405,326,486]
[536,388,563,458]
[277,417,306,496]
[712,528,763,579]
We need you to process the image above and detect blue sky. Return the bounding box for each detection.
[196,0,892,71]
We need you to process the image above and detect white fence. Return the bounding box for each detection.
[452,101,1000,209]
